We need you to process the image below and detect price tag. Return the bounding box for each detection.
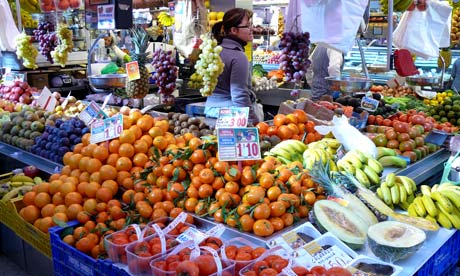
[175,227,207,244]
[37,87,57,112]
[361,96,379,112]
[216,107,249,128]
[217,127,261,161]
[97,4,115,29]
[61,92,72,109]
[90,114,123,144]
[126,61,140,81]
[3,72,25,86]
[295,243,353,269]
[78,101,108,126]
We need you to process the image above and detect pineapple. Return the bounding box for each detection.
[125,26,150,99]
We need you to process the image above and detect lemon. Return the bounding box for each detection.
[442,92,447,97]
[447,92,453,97]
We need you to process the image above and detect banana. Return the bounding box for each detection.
[439,190,460,209]
[367,158,384,175]
[336,159,356,175]
[436,202,460,229]
[376,187,384,199]
[274,140,306,155]
[398,183,407,205]
[399,199,410,210]
[376,147,396,159]
[421,194,438,218]
[413,197,427,217]
[407,193,415,204]
[320,138,341,149]
[385,173,396,188]
[438,182,457,191]
[269,146,294,161]
[407,204,418,217]
[378,156,407,168]
[355,167,371,188]
[396,176,414,195]
[328,160,338,172]
[380,184,392,206]
[343,154,363,169]
[2,186,33,201]
[425,215,438,225]
[420,185,432,197]
[436,211,453,229]
[11,175,34,183]
[431,191,454,214]
[363,165,380,186]
[431,184,439,192]
[390,185,400,204]
[347,150,367,164]
[11,181,35,187]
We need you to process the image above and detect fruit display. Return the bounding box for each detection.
[301,138,340,171]
[151,49,178,104]
[15,31,39,69]
[424,94,460,127]
[0,106,53,151]
[186,72,203,90]
[253,49,281,64]
[194,34,224,97]
[370,84,416,97]
[0,81,36,104]
[0,172,43,201]
[277,12,284,37]
[166,112,212,137]
[125,26,151,99]
[207,11,224,28]
[252,76,278,92]
[336,149,384,187]
[407,182,460,230]
[384,95,425,112]
[422,90,453,106]
[376,173,417,209]
[252,25,276,36]
[30,118,89,163]
[157,11,175,27]
[279,32,311,83]
[335,93,397,117]
[8,0,39,28]
[54,0,81,10]
[50,23,74,67]
[452,8,460,46]
[33,21,57,63]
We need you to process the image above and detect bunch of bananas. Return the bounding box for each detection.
[158,12,175,27]
[376,173,417,208]
[379,0,413,14]
[407,183,460,229]
[277,12,284,37]
[8,0,39,28]
[265,139,307,165]
[302,138,341,171]
[336,149,383,188]
[0,174,42,201]
[376,147,408,168]
[451,8,460,46]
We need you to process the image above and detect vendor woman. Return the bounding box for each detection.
[204,8,263,124]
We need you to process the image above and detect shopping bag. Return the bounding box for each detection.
[393,0,452,59]
[296,0,368,53]
[173,0,207,61]
[0,0,20,51]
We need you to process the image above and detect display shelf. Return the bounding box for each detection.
[0,142,62,175]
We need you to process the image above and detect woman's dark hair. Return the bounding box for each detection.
[211,8,253,44]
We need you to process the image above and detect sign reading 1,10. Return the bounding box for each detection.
[236,142,259,158]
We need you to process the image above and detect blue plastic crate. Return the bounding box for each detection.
[416,231,460,276]
[49,221,129,276]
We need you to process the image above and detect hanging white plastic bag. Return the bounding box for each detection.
[0,0,19,51]
[315,115,377,158]
[173,0,207,61]
[296,0,368,53]
[393,0,452,59]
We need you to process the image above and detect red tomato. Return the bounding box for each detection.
[310,265,327,276]
[325,267,352,276]
[175,260,199,275]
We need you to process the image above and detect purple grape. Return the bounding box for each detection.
[279,32,311,84]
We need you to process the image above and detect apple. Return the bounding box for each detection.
[23,165,39,178]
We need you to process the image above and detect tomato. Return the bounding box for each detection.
[271,257,289,272]
[167,261,180,272]
[372,134,387,147]
[152,260,167,271]
[385,129,397,140]
[310,265,327,276]
[325,267,352,276]
[292,266,309,276]
[175,260,200,275]
[259,268,279,276]
[225,245,238,260]
[133,241,151,256]
[252,260,269,274]
[411,114,425,125]
[195,254,217,275]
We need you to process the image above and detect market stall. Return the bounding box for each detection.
[0,0,460,275]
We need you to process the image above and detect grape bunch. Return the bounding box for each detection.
[15,31,38,69]
[151,49,178,105]
[33,21,57,63]
[51,23,74,67]
[194,34,224,97]
[267,53,282,64]
[279,32,311,83]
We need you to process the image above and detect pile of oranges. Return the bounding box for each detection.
[17,108,325,259]
[256,110,322,144]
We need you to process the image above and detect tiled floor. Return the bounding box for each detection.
[0,254,31,276]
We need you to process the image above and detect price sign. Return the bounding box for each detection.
[361,96,379,112]
[3,72,25,85]
[78,101,108,126]
[217,127,260,161]
[90,114,123,144]
[126,61,140,81]
[294,243,353,269]
[216,107,249,128]
[176,227,207,244]
[97,4,115,29]
[37,87,57,112]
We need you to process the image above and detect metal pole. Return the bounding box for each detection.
[387,0,393,71]
[15,0,22,31]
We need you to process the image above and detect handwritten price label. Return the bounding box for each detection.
[216,107,249,128]
[217,127,260,161]
[79,101,108,126]
[90,114,123,144]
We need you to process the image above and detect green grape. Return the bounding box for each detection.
[194,35,224,97]
[15,31,38,69]
[51,23,74,67]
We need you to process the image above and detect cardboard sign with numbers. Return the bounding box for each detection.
[90,114,123,144]
[217,127,261,161]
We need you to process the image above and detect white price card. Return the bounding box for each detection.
[361,96,379,112]
[90,114,123,144]
[217,127,261,161]
[37,87,57,112]
[216,107,249,128]
[78,101,108,126]
[295,243,353,269]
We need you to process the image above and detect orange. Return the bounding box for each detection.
[93,145,109,161]
[59,181,77,197]
[61,165,72,176]
[78,156,91,172]
[116,171,132,185]
[273,114,286,127]
[73,143,84,154]
[65,192,83,206]
[20,205,40,223]
[83,198,98,215]
[118,143,135,158]
[256,122,269,135]
[66,204,83,220]
[140,134,153,146]
[106,153,119,167]
[96,187,113,202]
[132,153,148,168]
[68,153,83,170]
[129,110,142,123]
[188,137,203,151]
[122,115,132,129]
[154,120,169,133]
[137,115,154,131]
[52,193,65,206]
[108,139,120,153]
[116,156,133,172]
[129,125,142,140]
[82,133,91,146]
[99,165,118,181]
[86,158,102,174]
[119,129,136,144]
[79,172,90,183]
[53,212,69,223]
[148,126,164,138]
[34,192,51,208]
[133,140,148,154]
[41,203,56,217]
[153,136,168,151]
[81,144,97,157]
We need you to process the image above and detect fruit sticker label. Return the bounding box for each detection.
[216,107,249,128]
[37,87,57,112]
[176,227,207,244]
[126,61,140,81]
[217,127,260,161]
[90,113,122,144]
[361,96,379,112]
[79,101,108,126]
